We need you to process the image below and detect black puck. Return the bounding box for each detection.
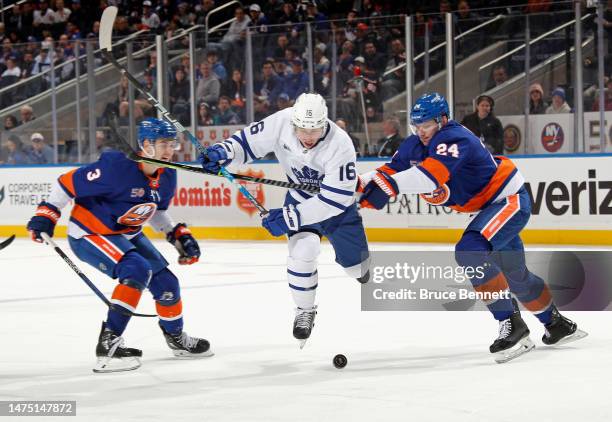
[333,354,347,369]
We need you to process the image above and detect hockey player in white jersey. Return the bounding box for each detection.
[200,93,370,346]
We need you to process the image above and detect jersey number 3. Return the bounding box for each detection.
[436,143,459,158]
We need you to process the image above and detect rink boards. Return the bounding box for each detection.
[0,154,611,245]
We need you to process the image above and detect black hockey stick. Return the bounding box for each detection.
[100,6,269,216]
[0,234,15,251]
[40,233,157,318]
[107,118,321,194]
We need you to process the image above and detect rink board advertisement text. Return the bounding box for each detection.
[0,156,611,244]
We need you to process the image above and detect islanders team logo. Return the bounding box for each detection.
[541,123,564,152]
[236,169,266,217]
[419,184,450,206]
[117,202,158,226]
[503,125,521,152]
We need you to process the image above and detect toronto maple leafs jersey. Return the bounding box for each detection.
[47,151,177,239]
[378,120,524,213]
[222,107,357,225]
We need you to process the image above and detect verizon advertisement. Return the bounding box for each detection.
[0,155,610,234]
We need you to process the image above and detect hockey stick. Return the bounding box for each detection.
[99,6,268,216]
[0,234,15,251]
[106,117,321,193]
[40,233,157,318]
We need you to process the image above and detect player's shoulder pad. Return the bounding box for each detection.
[327,121,356,158]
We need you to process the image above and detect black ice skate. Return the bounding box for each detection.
[93,322,142,373]
[490,300,535,363]
[293,306,317,349]
[542,306,588,346]
[160,323,213,357]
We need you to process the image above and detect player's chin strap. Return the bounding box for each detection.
[99,6,268,217]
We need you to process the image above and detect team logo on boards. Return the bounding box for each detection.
[236,168,266,217]
[541,122,564,153]
[503,125,521,152]
[117,202,158,226]
[420,184,450,206]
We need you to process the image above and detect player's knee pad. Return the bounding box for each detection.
[455,231,491,268]
[148,268,181,305]
[116,251,153,291]
[288,231,321,263]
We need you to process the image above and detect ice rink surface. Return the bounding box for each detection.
[1,238,609,422]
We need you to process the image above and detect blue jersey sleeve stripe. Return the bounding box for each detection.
[416,166,440,187]
[321,183,354,196]
[287,269,318,277]
[231,130,257,163]
[317,194,348,210]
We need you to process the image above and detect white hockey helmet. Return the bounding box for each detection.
[291,93,328,129]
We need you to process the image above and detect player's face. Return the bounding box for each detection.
[295,126,324,149]
[411,120,439,145]
[152,138,178,161]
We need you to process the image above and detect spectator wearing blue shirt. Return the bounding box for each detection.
[5,135,30,165]
[28,132,54,164]
[213,95,240,125]
[283,58,309,100]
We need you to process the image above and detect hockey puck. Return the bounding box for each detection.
[333,354,347,369]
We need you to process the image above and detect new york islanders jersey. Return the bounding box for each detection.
[383,121,524,213]
[222,107,357,225]
[49,151,177,238]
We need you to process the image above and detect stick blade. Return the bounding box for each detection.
[0,234,15,250]
[100,6,118,51]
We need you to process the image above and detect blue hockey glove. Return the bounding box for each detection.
[167,223,200,265]
[359,171,399,210]
[262,205,301,236]
[27,202,61,243]
[199,143,231,173]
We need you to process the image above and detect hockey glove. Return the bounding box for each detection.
[262,204,301,237]
[199,143,232,174]
[359,171,399,210]
[167,223,200,265]
[27,202,61,242]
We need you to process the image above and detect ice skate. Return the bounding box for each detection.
[160,323,213,357]
[293,306,317,349]
[490,300,535,364]
[93,322,142,373]
[542,306,588,346]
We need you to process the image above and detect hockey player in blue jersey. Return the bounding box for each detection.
[199,93,370,347]
[358,93,586,362]
[27,118,212,372]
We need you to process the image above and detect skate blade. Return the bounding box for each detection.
[171,349,214,358]
[494,336,535,364]
[93,356,141,373]
[546,329,588,346]
[298,339,307,349]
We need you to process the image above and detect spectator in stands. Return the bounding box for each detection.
[68,0,86,31]
[5,134,30,164]
[115,75,151,119]
[255,60,282,102]
[254,96,271,121]
[196,61,221,106]
[31,46,52,87]
[1,56,21,79]
[19,105,35,125]
[269,33,290,60]
[283,58,309,100]
[175,2,195,28]
[197,101,214,126]
[170,67,191,124]
[218,6,251,70]
[87,20,100,39]
[302,1,329,31]
[335,118,362,156]
[28,132,54,164]
[4,115,18,130]
[372,117,403,157]
[207,49,227,81]
[222,68,246,119]
[381,37,406,100]
[278,2,299,35]
[546,87,571,114]
[196,0,218,26]
[142,1,161,30]
[249,4,270,34]
[487,64,509,90]
[352,22,371,57]
[276,92,291,110]
[33,0,55,38]
[461,95,504,154]
[95,130,113,156]
[53,0,72,25]
[592,78,612,111]
[363,41,386,79]
[529,83,548,114]
[213,95,240,125]
[313,43,331,94]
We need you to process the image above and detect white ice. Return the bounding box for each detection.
[0,238,609,422]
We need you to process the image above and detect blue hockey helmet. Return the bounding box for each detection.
[137,118,178,150]
[410,93,450,127]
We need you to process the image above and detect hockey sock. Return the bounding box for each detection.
[107,284,143,335]
[157,299,184,335]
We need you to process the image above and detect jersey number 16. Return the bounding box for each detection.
[339,162,356,181]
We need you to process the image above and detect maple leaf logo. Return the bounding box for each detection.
[291,166,324,187]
